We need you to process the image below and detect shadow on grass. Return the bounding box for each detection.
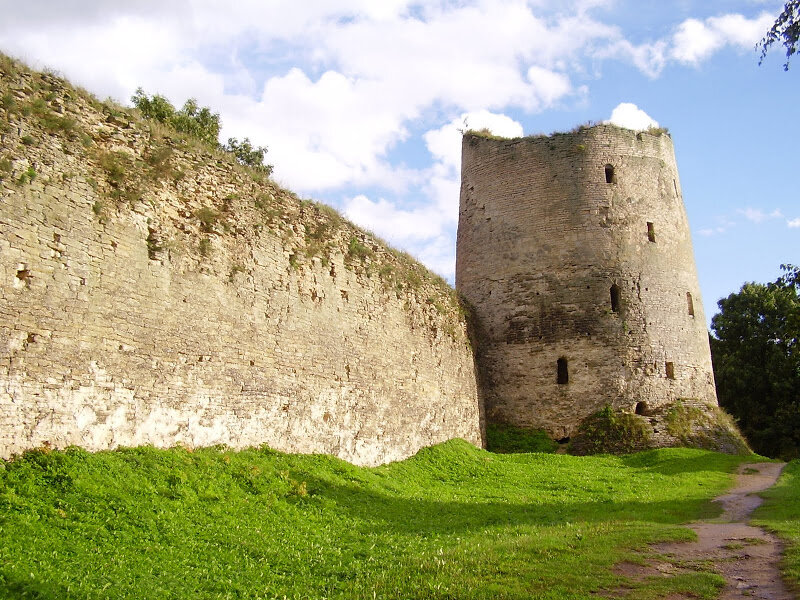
[295,472,724,536]
[620,449,756,475]
[0,578,69,599]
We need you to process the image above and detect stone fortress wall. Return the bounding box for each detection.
[0,58,483,466]
[456,126,719,440]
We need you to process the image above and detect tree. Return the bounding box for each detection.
[131,89,273,176]
[224,137,273,176]
[758,1,800,70]
[131,88,220,147]
[710,265,800,458]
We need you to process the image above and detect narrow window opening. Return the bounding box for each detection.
[673,179,679,196]
[610,284,620,313]
[665,362,675,379]
[557,358,569,385]
[604,164,615,184]
[635,402,647,415]
[647,222,656,243]
[686,292,695,317]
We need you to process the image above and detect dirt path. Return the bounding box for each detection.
[650,462,791,599]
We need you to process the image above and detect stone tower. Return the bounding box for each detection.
[456,124,718,440]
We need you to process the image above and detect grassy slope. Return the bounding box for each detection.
[0,441,749,599]
[752,459,800,591]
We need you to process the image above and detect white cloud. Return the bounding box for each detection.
[697,228,720,237]
[605,103,659,131]
[696,215,737,237]
[787,218,800,228]
[346,109,522,281]
[0,2,783,281]
[0,1,638,194]
[593,38,668,78]
[670,12,775,65]
[526,66,573,108]
[738,208,783,223]
[342,193,457,281]
[425,111,524,169]
[344,195,443,241]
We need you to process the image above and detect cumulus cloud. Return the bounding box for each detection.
[344,110,522,280]
[0,1,780,279]
[425,111,524,169]
[670,12,775,65]
[605,103,659,131]
[698,208,791,237]
[0,1,652,194]
[738,208,783,223]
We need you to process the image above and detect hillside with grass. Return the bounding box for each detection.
[0,441,767,599]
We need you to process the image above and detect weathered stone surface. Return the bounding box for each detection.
[456,127,720,440]
[0,59,482,466]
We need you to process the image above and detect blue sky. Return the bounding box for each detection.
[1,0,796,325]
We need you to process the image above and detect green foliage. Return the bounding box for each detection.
[752,460,800,586]
[1,92,16,112]
[228,264,246,282]
[170,98,221,147]
[16,165,35,185]
[485,424,559,454]
[0,156,11,180]
[465,127,509,140]
[194,206,220,233]
[710,264,800,459]
[145,146,176,180]
[131,89,276,180]
[26,96,75,135]
[131,88,175,123]
[97,150,129,186]
[665,401,709,440]
[664,401,751,455]
[758,1,800,70]
[570,405,651,455]
[131,88,221,147]
[224,137,273,176]
[198,237,212,257]
[97,150,140,203]
[646,126,670,136]
[20,135,35,146]
[346,236,373,263]
[0,442,749,599]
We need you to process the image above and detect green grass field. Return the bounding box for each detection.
[0,440,755,599]
[753,459,800,592]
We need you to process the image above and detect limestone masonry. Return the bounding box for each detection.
[1,57,746,462]
[456,127,724,444]
[0,58,482,466]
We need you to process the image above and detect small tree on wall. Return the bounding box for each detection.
[131,89,273,175]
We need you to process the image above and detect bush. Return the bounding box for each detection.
[569,405,651,455]
[224,137,273,175]
[132,89,272,178]
[132,88,220,147]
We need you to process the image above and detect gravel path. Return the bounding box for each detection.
[652,462,792,599]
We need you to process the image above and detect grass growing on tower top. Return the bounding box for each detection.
[0,440,752,599]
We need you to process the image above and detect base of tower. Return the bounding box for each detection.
[568,400,751,456]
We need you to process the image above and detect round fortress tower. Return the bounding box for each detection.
[456,124,718,440]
